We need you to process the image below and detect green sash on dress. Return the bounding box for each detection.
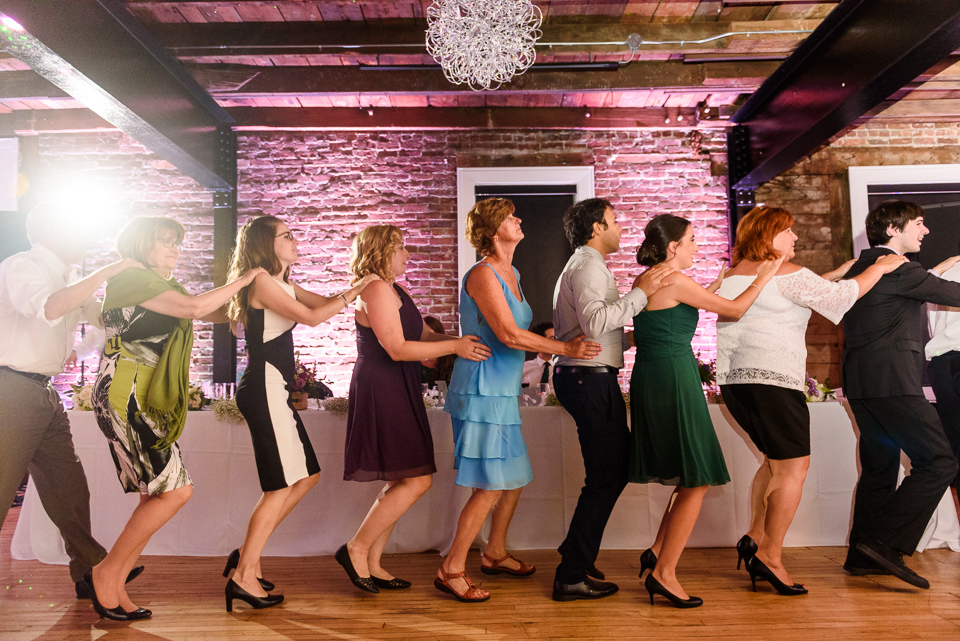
[103,268,194,450]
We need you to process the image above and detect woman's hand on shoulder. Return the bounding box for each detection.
[756,253,786,282]
[874,254,908,274]
[632,264,678,297]
[242,267,268,286]
[358,273,381,289]
[453,335,492,361]
[564,334,602,360]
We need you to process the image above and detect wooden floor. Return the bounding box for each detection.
[2,506,959,641]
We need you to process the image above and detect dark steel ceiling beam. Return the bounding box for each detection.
[730,0,960,189]
[0,0,233,190]
[145,19,819,56]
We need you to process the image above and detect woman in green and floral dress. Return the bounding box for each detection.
[85,216,262,621]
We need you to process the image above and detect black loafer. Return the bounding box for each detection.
[855,538,929,589]
[371,576,412,590]
[76,565,145,599]
[552,575,619,602]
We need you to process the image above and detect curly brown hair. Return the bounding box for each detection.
[226,215,287,325]
[465,197,514,257]
[349,224,403,283]
[731,206,794,266]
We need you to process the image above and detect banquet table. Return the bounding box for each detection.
[12,402,959,565]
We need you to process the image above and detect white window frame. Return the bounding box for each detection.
[849,164,960,255]
[456,166,595,286]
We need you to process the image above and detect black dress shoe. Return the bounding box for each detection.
[744,556,807,595]
[855,538,929,589]
[75,565,146,599]
[586,564,605,581]
[644,574,703,608]
[371,576,412,590]
[222,548,275,591]
[82,570,131,621]
[225,578,284,612]
[552,575,619,602]
[125,607,152,620]
[334,544,379,593]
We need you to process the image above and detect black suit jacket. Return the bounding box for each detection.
[841,247,960,399]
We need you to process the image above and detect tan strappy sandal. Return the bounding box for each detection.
[480,552,536,577]
[434,567,491,602]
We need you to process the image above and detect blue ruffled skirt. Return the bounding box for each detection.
[444,389,532,490]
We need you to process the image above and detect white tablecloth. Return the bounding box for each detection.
[12,403,959,564]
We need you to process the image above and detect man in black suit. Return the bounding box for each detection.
[841,200,960,589]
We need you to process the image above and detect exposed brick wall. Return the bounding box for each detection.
[237,129,730,394]
[36,128,729,399]
[30,132,215,396]
[756,120,960,387]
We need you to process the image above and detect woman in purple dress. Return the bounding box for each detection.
[336,224,491,592]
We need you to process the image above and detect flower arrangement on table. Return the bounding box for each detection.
[804,373,836,402]
[422,387,442,409]
[70,383,94,411]
[696,352,723,404]
[322,396,349,417]
[187,384,211,411]
[212,398,245,424]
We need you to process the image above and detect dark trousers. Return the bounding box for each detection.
[848,396,958,557]
[552,369,629,584]
[929,352,960,487]
[0,370,106,581]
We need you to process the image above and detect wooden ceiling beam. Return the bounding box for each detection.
[145,19,820,55]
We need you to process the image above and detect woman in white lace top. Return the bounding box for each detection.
[716,206,905,595]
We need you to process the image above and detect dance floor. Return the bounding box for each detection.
[3,507,960,641]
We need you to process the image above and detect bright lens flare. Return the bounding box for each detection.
[0,15,25,32]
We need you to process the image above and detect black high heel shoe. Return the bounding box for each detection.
[223,548,275,591]
[744,556,808,596]
[82,570,152,621]
[644,574,703,609]
[335,544,379,593]
[736,534,758,570]
[638,548,658,579]
[225,578,284,612]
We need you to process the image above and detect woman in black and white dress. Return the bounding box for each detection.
[224,215,377,611]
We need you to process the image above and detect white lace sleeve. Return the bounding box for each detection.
[775,268,859,324]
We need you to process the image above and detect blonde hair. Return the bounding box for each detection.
[349,225,403,283]
[116,216,185,266]
[226,215,287,325]
[465,198,514,256]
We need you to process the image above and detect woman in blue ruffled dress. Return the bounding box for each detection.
[440,198,601,602]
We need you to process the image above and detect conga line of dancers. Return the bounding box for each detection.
[1,197,956,620]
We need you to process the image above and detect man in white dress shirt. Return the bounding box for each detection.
[520,322,556,390]
[926,259,960,493]
[0,205,141,597]
[550,198,674,601]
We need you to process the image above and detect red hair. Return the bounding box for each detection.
[731,206,794,265]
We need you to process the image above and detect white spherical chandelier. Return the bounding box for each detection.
[425,0,544,92]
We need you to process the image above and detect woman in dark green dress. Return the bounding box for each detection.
[629,214,782,608]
